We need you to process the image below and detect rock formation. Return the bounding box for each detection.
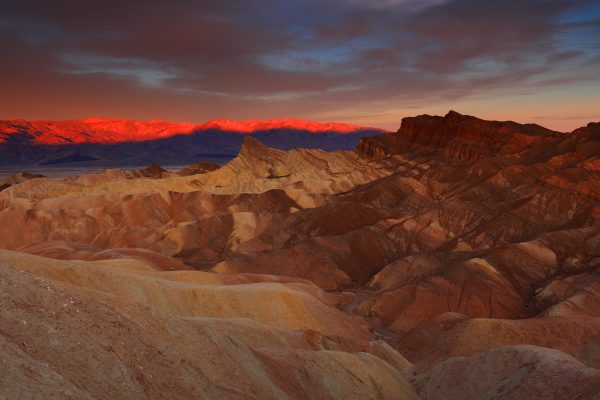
[1,111,599,399]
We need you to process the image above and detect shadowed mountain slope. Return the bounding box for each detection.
[0,117,385,167]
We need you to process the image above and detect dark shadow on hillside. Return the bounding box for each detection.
[0,128,381,167]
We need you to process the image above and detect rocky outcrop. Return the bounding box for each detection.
[0,251,419,400]
[176,160,220,176]
[356,110,563,162]
[0,171,45,192]
[411,345,600,400]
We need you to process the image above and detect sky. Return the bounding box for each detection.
[1,0,599,131]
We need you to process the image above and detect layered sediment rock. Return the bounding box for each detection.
[1,111,599,399]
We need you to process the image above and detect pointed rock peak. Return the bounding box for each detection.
[238,136,271,161]
[144,163,167,173]
[233,136,289,178]
[445,110,465,120]
[135,163,168,178]
[241,135,267,151]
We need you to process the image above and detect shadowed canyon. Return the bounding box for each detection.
[1,111,600,399]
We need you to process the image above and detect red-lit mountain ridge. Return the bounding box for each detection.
[0,117,385,145]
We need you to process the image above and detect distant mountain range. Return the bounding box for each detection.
[0,118,385,166]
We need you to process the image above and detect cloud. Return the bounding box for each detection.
[532,113,600,121]
[335,0,451,11]
[60,53,180,88]
[0,0,599,130]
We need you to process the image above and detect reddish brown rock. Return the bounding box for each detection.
[177,160,220,176]
[411,345,600,400]
[356,110,563,161]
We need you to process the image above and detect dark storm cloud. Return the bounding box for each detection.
[1,0,599,128]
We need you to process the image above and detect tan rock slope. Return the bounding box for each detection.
[0,251,418,400]
[0,171,45,192]
[1,111,599,399]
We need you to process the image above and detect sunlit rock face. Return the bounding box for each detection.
[1,111,600,400]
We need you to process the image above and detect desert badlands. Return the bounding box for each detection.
[1,111,600,399]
